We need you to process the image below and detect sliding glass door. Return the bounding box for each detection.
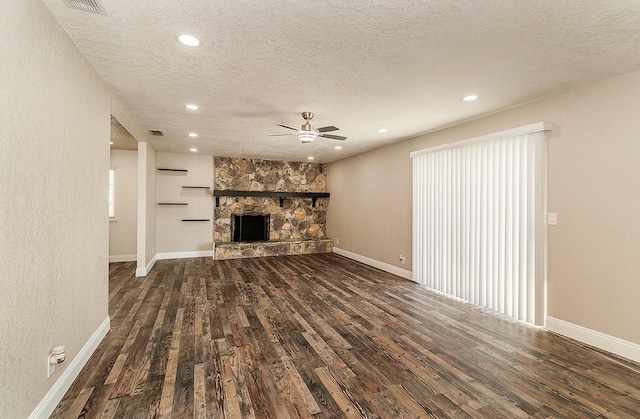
[411,123,550,325]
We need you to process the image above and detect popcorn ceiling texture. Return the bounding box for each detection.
[40,0,640,162]
[213,157,332,259]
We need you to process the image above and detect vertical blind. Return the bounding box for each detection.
[411,123,549,325]
[109,168,115,218]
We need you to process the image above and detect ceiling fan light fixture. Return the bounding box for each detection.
[298,132,317,143]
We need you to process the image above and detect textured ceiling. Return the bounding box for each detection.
[43,0,640,163]
[110,116,138,151]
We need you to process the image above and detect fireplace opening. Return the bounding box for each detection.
[232,214,270,242]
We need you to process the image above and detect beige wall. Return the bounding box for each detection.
[146,145,157,263]
[0,0,110,416]
[156,152,213,253]
[137,142,158,275]
[328,70,640,345]
[109,149,138,258]
[328,149,413,268]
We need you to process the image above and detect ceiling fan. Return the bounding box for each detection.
[270,112,347,143]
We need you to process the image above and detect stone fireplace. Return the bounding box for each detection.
[213,157,334,259]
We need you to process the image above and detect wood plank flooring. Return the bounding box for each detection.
[51,253,640,418]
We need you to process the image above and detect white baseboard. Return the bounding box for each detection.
[135,251,213,276]
[546,316,640,363]
[109,253,136,263]
[29,316,110,419]
[156,250,213,260]
[333,247,412,280]
[136,254,157,277]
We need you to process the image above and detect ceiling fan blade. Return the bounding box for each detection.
[268,133,294,137]
[317,125,339,133]
[320,134,347,141]
[277,124,299,131]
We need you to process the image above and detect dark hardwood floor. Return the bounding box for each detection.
[51,253,640,418]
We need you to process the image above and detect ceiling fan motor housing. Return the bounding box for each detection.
[301,112,315,132]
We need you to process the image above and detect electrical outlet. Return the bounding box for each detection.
[335,239,339,245]
[399,255,406,264]
[47,346,66,378]
[48,357,55,378]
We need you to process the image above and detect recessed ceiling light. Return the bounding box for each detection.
[185,104,199,110]
[109,141,114,145]
[177,33,201,47]
[378,128,388,133]
[188,132,198,137]
[190,148,198,152]
[335,146,342,150]
[308,156,314,160]
[463,95,478,102]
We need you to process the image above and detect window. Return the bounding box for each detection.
[109,168,115,219]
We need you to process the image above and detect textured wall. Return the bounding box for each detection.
[137,142,158,275]
[109,149,138,257]
[328,69,640,346]
[214,157,328,243]
[146,144,157,264]
[0,0,110,416]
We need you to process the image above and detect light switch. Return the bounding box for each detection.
[548,212,558,225]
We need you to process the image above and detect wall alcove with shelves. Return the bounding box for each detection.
[156,153,213,255]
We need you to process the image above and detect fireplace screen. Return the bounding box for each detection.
[232,214,270,242]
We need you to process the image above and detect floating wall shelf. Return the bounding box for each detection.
[182,186,211,189]
[157,168,188,173]
[213,190,330,207]
[182,219,210,222]
[158,202,188,206]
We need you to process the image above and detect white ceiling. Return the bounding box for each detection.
[43,0,640,163]
[110,116,138,150]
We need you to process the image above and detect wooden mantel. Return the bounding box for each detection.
[213,190,329,207]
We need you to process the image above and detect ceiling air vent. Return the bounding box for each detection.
[62,0,106,15]
[148,129,165,137]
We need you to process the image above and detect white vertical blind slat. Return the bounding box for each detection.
[108,169,116,218]
[527,137,537,323]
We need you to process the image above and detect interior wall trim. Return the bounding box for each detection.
[28,317,110,419]
[333,247,412,280]
[156,250,213,260]
[109,254,136,263]
[136,254,157,277]
[546,316,640,363]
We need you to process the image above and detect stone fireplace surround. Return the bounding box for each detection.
[213,157,334,260]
